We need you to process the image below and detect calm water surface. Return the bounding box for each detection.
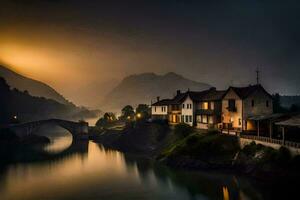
[0,127,289,200]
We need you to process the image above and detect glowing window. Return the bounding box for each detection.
[172,115,176,123]
[210,102,214,110]
[203,102,208,110]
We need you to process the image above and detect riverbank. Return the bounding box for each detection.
[91,121,300,181]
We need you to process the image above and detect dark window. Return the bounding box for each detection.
[238,118,241,125]
[189,115,192,122]
[251,100,254,107]
[154,107,156,112]
[228,99,236,111]
[182,104,185,109]
[266,100,269,107]
[185,115,188,122]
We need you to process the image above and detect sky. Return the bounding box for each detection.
[0,0,300,106]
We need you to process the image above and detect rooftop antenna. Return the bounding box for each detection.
[256,67,260,85]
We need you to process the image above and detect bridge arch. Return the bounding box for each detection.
[9,119,89,140]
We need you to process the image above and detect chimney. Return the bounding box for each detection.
[157,96,160,102]
[177,90,181,95]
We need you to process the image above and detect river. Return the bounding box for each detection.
[0,127,294,200]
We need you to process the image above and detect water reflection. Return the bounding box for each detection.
[0,134,292,200]
[44,135,73,153]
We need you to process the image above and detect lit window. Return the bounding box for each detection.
[172,115,176,123]
[209,116,213,124]
[210,102,214,110]
[202,115,208,123]
[197,115,202,122]
[203,102,208,110]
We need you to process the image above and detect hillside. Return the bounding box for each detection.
[0,65,71,105]
[101,72,211,111]
[0,77,98,124]
[280,95,300,108]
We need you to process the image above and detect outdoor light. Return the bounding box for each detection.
[14,115,17,119]
[137,113,141,118]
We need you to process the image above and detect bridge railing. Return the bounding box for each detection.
[240,135,300,149]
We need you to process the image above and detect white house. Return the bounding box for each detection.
[151,98,171,120]
[181,95,194,126]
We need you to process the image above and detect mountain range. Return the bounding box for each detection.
[0,65,71,105]
[0,65,100,122]
[100,72,212,112]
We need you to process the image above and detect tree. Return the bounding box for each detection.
[272,93,287,113]
[290,104,299,112]
[0,77,11,124]
[0,77,10,93]
[96,112,116,127]
[121,105,135,120]
[136,104,150,119]
[103,112,117,121]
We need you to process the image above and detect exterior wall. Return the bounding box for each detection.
[168,104,182,125]
[181,96,193,126]
[197,123,209,129]
[151,105,168,115]
[222,89,243,129]
[243,89,273,119]
[196,100,222,129]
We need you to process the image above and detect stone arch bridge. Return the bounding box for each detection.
[9,119,89,140]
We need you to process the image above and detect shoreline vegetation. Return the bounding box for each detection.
[90,119,300,182]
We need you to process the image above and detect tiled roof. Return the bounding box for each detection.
[152,99,173,106]
[187,88,226,102]
[228,84,272,99]
[153,88,226,106]
[201,90,226,101]
[170,92,187,104]
[275,114,300,127]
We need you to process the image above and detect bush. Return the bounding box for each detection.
[207,128,219,135]
[276,147,291,164]
[174,123,193,138]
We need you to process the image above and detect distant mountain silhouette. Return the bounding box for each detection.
[0,77,98,124]
[101,72,211,111]
[0,65,71,105]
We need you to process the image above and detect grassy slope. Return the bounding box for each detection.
[93,121,300,179]
[158,132,240,169]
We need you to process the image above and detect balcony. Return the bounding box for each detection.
[195,109,217,115]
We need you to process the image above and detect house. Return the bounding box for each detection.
[151,90,193,125]
[151,97,172,121]
[167,90,187,125]
[151,88,225,128]
[194,88,226,129]
[221,84,273,132]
